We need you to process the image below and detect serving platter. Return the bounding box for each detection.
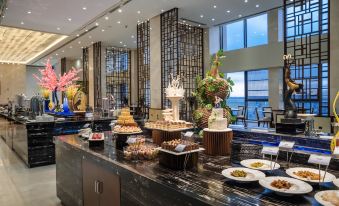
[144,126,193,132]
[240,159,280,171]
[286,167,336,183]
[221,167,266,183]
[334,179,339,188]
[314,190,339,206]
[112,131,143,135]
[259,176,313,196]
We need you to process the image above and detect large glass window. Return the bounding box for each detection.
[225,72,245,109]
[221,13,268,51]
[224,20,244,51]
[225,69,269,120]
[247,14,268,47]
[247,70,269,120]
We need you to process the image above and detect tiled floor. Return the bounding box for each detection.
[0,139,61,206]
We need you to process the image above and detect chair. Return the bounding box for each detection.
[255,107,273,127]
[236,106,247,126]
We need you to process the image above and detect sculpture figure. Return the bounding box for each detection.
[283,54,303,120]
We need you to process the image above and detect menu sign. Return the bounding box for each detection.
[175,144,187,152]
[308,154,331,166]
[126,137,137,144]
[184,131,194,138]
[279,141,295,149]
[261,146,279,156]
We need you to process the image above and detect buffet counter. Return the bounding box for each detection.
[0,113,114,167]
[55,133,339,206]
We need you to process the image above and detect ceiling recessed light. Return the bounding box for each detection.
[118,9,122,13]
[62,50,64,53]
[120,41,123,44]
[161,9,164,12]
[68,18,72,21]
[95,22,99,26]
[123,44,127,47]
[137,10,141,14]
[244,0,248,2]
[85,29,88,32]
[57,27,60,30]
[131,35,134,38]
[91,41,94,44]
[76,34,80,37]
[256,4,260,8]
[78,41,81,44]
[212,18,215,21]
[82,7,87,10]
[20,21,24,25]
[198,24,201,27]
[183,20,186,23]
[238,14,242,18]
[56,53,58,56]
[105,16,109,20]
[213,5,217,8]
[137,20,140,23]
[69,46,73,49]
[200,14,204,18]
[227,10,231,13]
[101,29,105,32]
[117,21,121,24]
[27,11,32,14]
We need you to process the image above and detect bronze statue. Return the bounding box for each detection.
[283,54,303,119]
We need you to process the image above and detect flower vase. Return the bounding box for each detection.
[44,99,50,112]
[63,97,70,114]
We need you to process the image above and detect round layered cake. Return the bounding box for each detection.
[208,108,228,130]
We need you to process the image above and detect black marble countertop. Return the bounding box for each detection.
[0,112,115,125]
[56,133,339,206]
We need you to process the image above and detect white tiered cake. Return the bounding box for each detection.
[208,108,228,130]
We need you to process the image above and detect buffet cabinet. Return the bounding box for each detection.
[83,158,121,206]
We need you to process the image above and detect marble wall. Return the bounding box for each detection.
[0,64,26,104]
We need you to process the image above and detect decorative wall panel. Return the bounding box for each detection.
[161,8,204,121]
[137,21,150,118]
[283,0,329,116]
[93,42,102,108]
[106,48,131,109]
[82,47,89,104]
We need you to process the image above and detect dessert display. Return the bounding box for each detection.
[231,170,247,178]
[123,144,158,160]
[126,135,146,145]
[286,167,336,183]
[221,167,266,183]
[208,97,228,130]
[161,139,199,153]
[270,179,292,190]
[113,125,142,133]
[164,74,185,122]
[145,120,193,131]
[89,133,104,140]
[240,159,281,171]
[315,190,339,206]
[117,108,138,126]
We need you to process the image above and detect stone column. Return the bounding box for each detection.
[130,49,138,105]
[88,46,94,108]
[149,15,162,109]
[268,67,283,110]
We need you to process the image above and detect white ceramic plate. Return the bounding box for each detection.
[259,176,313,196]
[315,190,339,206]
[240,159,280,171]
[334,179,339,188]
[286,167,336,183]
[222,167,266,183]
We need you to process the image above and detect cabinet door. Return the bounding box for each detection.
[83,159,100,206]
[98,166,121,206]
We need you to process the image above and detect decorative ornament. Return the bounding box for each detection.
[192,50,234,128]
[331,91,339,153]
[33,59,82,108]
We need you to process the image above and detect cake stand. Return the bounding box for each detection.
[145,126,192,146]
[166,96,183,121]
[203,128,233,156]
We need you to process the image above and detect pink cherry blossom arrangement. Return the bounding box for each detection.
[33,59,82,92]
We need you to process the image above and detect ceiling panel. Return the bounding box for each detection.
[0,26,66,64]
